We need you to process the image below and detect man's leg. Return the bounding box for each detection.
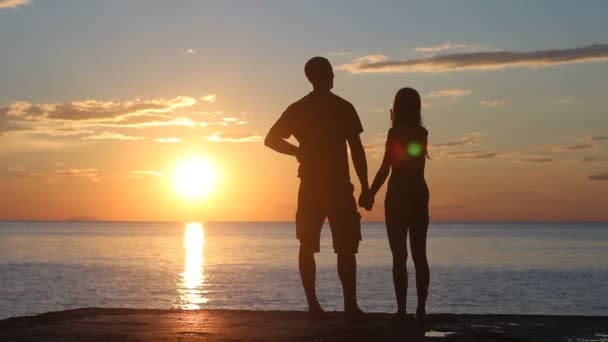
[330,186,365,319]
[296,183,326,318]
[299,245,324,314]
[337,252,362,314]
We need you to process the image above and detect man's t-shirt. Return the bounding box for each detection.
[270,91,363,188]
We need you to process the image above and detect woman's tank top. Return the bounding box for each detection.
[386,125,429,197]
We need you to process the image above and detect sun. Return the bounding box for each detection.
[173,157,218,199]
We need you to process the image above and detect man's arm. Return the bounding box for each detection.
[264,129,301,160]
[264,105,301,160]
[347,134,370,193]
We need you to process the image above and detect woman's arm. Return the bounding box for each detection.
[369,137,392,197]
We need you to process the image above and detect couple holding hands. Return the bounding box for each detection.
[265,57,430,321]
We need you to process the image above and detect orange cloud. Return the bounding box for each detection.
[200,94,216,103]
[83,132,144,141]
[440,150,498,159]
[431,133,483,148]
[415,43,473,53]
[5,96,196,121]
[0,0,30,9]
[0,95,250,140]
[206,132,262,143]
[427,88,471,98]
[130,170,165,179]
[480,99,506,107]
[155,137,182,143]
[589,173,608,181]
[553,143,595,152]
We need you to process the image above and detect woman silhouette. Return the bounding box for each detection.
[369,87,430,321]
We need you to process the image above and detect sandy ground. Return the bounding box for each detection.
[1,308,607,341]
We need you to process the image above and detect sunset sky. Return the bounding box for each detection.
[1,0,607,222]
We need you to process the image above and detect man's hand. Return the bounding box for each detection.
[358,190,374,211]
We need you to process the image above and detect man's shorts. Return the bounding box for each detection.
[296,181,362,254]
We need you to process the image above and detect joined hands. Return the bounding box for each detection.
[358,190,374,211]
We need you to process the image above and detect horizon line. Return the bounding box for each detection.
[1,219,607,224]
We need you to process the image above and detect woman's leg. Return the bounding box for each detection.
[385,203,408,316]
[409,205,429,318]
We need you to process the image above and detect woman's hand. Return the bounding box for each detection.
[358,190,374,211]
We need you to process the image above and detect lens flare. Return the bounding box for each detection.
[407,141,423,157]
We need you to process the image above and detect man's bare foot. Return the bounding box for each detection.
[344,307,367,322]
[390,311,407,321]
[307,307,328,321]
[414,307,426,322]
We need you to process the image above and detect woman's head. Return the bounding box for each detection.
[391,87,422,127]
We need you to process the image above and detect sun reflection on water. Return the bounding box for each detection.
[179,222,208,309]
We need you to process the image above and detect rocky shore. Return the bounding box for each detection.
[1,308,607,341]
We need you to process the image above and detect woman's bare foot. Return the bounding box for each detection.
[344,307,367,322]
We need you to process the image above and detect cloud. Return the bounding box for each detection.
[518,157,555,163]
[415,43,473,53]
[155,137,182,143]
[200,94,216,103]
[113,113,173,125]
[7,165,26,172]
[441,150,497,160]
[578,156,608,162]
[206,131,262,143]
[480,99,506,107]
[54,168,98,177]
[83,132,143,141]
[588,173,608,181]
[0,0,30,9]
[1,95,254,147]
[3,165,31,177]
[130,170,165,179]
[431,136,479,148]
[0,95,242,136]
[430,204,465,210]
[338,44,608,73]
[550,97,579,105]
[186,48,197,54]
[3,164,105,182]
[549,136,607,153]
[5,96,196,121]
[337,54,388,72]
[427,88,471,98]
[553,143,594,152]
[20,168,101,182]
[328,51,358,57]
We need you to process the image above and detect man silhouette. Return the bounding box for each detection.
[265,57,371,320]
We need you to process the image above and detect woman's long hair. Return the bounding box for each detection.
[391,87,429,159]
[391,87,422,127]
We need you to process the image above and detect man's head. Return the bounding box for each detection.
[304,57,334,91]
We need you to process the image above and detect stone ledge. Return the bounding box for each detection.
[1,308,607,341]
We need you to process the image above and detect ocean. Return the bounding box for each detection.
[0,221,607,319]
